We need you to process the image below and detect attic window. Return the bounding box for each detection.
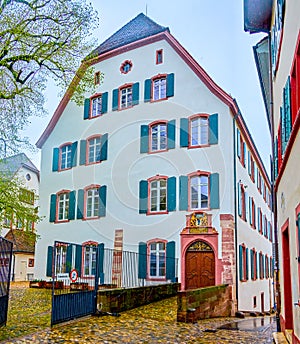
[120,60,132,74]
[156,49,163,64]
[94,71,101,85]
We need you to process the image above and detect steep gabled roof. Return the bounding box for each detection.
[0,153,39,179]
[4,229,36,254]
[88,13,169,58]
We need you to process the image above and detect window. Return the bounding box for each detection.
[149,241,166,278]
[250,248,257,280]
[140,120,175,154]
[150,122,167,152]
[238,182,246,220]
[91,95,102,117]
[239,244,248,282]
[28,259,34,268]
[83,93,108,119]
[190,116,209,146]
[80,134,108,165]
[253,296,257,308]
[139,176,176,214]
[55,244,67,274]
[86,187,99,218]
[144,73,174,102]
[120,60,132,74]
[280,77,292,156]
[77,185,107,220]
[259,252,264,279]
[88,136,101,164]
[150,178,167,213]
[49,190,76,223]
[94,71,101,85]
[190,174,209,210]
[156,49,163,64]
[112,83,139,111]
[291,34,300,124]
[83,244,97,275]
[52,142,78,172]
[58,192,69,221]
[236,128,246,166]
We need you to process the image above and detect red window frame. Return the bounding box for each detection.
[59,143,72,171]
[86,135,102,165]
[118,83,133,110]
[188,114,209,148]
[290,32,300,125]
[94,71,101,85]
[82,240,98,278]
[156,49,163,64]
[89,93,103,119]
[151,74,167,102]
[148,120,168,153]
[83,184,100,220]
[55,189,71,223]
[188,171,210,211]
[147,175,168,215]
[146,238,167,281]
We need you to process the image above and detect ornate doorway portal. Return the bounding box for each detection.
[185,241,215,290]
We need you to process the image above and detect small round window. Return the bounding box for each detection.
[25,173,31,181]
[120,60,133,74]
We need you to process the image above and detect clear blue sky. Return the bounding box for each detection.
[24,1,270,174]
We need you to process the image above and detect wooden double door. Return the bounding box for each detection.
[185,241,215,290]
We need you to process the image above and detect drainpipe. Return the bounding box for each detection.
[268,32,281,332]
[232,106,240,311]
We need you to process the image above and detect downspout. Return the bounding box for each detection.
[232,105,240,310]
[268,32,281,332]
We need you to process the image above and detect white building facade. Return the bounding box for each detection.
[35,14,273,313]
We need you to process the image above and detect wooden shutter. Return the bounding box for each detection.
[239,245,243,281]
[46,246,53,277]
[167,120,176,149]
[245,191,249,222]
[52,148,59,172]
[49,194,57,222]
[166,241,176,281]
[209,113,218,145]
[99,185,107,217]
[79,140,87,165]
[71,141,78,167]
[250,249,254,280]
[139,180,148,214]
[297,214,300,259]
[112,88,119,111]
[140,125,149,153]
[101,92,108,114]
[132,82,139,105]
[138,242,147,279]
[77,189,84,219]
[144,79,151,102]
[284,77,292,141]
[100,133,108,161]
[166,73,174,97]
[68,191,76,220]
[238,183,242,217]
[209,173,219,209]
[179,176,188,211]
[83,98,90,119]
[167,177,176,212]
[98,243,105,284]
[75,245,82,277]
[180,118,189,147]
[245,247,249,280]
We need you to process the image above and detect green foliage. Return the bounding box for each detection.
[0,0,99,152]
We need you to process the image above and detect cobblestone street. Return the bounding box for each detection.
[1,284,276,343]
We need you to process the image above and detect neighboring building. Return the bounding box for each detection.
[0,153,39,281]
[245,0,300,342]
[35,13,273,313]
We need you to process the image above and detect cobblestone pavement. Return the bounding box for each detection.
[2,284,276,344]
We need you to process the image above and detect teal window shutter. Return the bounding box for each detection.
[209,173,219,209]
[166,241,176,281]
[236,129,241,158]
[166,73,174,97]
[71,141,78,167]
[257,207,261,232]
[100,133,108,161]
[245,247,249,280]
[66,245,73,273]
[250,249,254,280]
[101,92,108,114]
[83,98,90,119]
[249,197,253,225]
[138,242,147,279]
[274,137,278,177]
[140,125,149,153]
[77,189,84,219]
[68,191,76,220]
[284,77,292,141]
[132,82,139,105]
[209,113,218,145]
[239,245,243,281]
[99,185,107,217]
[180,118,189,147]
[179,175,188,211]
[280,106,286,154]
[139,180,148,214]
[167,119,176,149]
[112,88,119,111]
[98,243,105,284]
[243,143,247,167]
[75,245,82,277]
[79,140,87,165]
[297,214,300,258]
[52,148,59,172]
[245,191,249,222]
[144,79,151,102]
[46,246,53,277]
[248,151,251,176]
[167,176,176,212]
[49,194,57,222]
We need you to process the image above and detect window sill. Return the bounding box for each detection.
[147,211,169,216]
[150,97,168,103]
[54,219,70,224]
[188,144,210,149]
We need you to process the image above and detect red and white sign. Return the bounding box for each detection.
[70,269,78,282]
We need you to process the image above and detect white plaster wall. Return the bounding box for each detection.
[13,253,35,281]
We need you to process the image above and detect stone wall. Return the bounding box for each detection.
[177,284,234,323]
[97,283,179,313]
